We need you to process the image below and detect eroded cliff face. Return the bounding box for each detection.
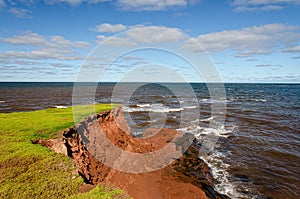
[34,107,228,199]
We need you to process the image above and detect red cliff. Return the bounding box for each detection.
[36,107,229,199]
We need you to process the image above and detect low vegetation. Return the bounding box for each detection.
[0,104,128,198]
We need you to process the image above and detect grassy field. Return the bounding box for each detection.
[0,104,128,199]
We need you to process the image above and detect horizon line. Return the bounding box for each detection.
[0,81,300,84]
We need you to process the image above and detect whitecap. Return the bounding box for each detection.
[200,153,249,199]
[184,105,197,109]
[137,104,151,107]
[54,105,68,109]
[131,132,143,137]
[167,107,184,112]
[200,116,214,122]
[124,104,183,113]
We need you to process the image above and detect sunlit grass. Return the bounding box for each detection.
[0,104,128,198]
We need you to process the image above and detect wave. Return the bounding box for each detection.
[199,99,230,104]
[232,98,267,102]
[177,124,234,139]
[54,105,68,109]
[178,122,247,198]
[200,116,214,122]
[136,104,151,107]
[124,104,184,113]
[125,103,199,113]
[201,153,249,199]
[183,105,197,109]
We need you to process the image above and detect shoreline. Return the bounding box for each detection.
[34,106,229,199]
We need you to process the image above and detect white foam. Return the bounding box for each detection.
[137,104,151,107]
[54,105,68,109]
[184,105,197,109]
[200,116,214,122]
[0,101,5,103]
[200,98,209,103]
[199,98,229,104]
[234,98,267,102]
[178,124,241,198]
[131,132,143,137]
[200,153,249,199]
[255,99,266,102]
[178,124,233,139]
[168,107,184,112]
[124,104,183,113]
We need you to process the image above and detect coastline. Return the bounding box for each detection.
[34,106,228,199]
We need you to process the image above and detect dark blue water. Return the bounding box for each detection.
[0,82,299,199]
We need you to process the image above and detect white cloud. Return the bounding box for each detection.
[88,0,112,3]
[3,0,199,11]
[1,32,47,46]
[44,0,110,5]
[126,26,184,43]
[0,32,90,48]
[94,23,127,33]
[9,7,32,18]
[0,32,90,60]
[96,25,184,46]
[282,46,300,53]
[231,0,300,12]
[234,5,285,12]
[232,0,300,6]
[116,0,200,11]
[50,35,90,48]
[184,24,300,57]
[0,49,83,60]
[45,0,84,5]
[0,0,6,6]
[97,35,135,46]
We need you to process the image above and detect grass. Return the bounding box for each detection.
[0,104,129,199]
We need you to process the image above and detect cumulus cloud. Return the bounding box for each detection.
[0,32,90,60]
[0,32,90,48]
[116,0,200,11]
[1,32,47,46]
[231,0,300,12]
[184,23,300,57]
[9,7,32,18]
[50,35,90,48]
[3,0,200,13]
[0,49,83,60]
[282,45,300,53]
[126,26,184,43]
[96,25,184,46]
[94,23,127,33]
[97,35,135,46]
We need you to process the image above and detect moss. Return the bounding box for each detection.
[0,104,129,198]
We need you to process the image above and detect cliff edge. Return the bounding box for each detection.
[35,106,229,199]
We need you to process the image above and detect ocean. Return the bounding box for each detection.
[0,82,299,199]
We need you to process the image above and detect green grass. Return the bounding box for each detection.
[0,104,128,199]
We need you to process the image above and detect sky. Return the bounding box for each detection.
[0,0,300,83]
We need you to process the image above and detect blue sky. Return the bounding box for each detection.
[0,0,300,82]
